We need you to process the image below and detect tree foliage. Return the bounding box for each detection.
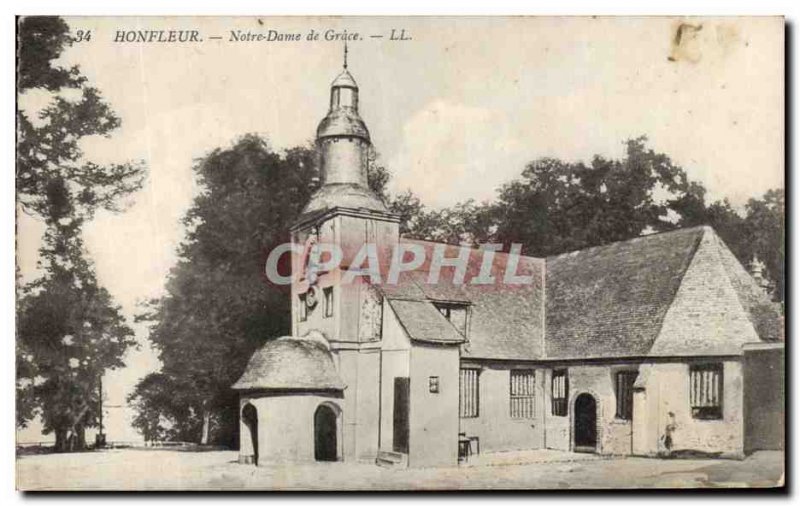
[16,16,143,451]
[397,137,783,300]
[17,17,145,222]
[17,221,136,450]
[127,373,201,443]
[135,136,312,445]
[741,189,784,300]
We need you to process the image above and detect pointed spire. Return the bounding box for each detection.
[343,40,348,69]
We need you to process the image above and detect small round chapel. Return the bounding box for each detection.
[232,333,345,464]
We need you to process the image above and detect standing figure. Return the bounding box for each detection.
[660,411,677,458]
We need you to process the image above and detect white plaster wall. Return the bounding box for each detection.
[335,349,359,460]
[354,348,381,461]
[379,302,410,451]
[239,397,255,462]
[459,363,545,453]
[409,344,460,468]
[240,394,344,465]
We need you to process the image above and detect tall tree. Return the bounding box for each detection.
[17,16,144,221]
[127,372,199,444]
[490,137,692,256]
[17,219,136,451]
[136,136,314,445]
[742,189,784,301]
[16,16,144,450]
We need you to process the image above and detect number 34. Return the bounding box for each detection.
[74,30,92,42]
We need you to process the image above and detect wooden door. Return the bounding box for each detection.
[393,377,410,453]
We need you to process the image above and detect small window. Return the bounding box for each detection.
[434,302,468,335]
[551,369,568,417]
[323,287,333,318]
[615,371,638,420]
[429,376,439,394]
[510,370,535,419]
[298,293,307,322]
[690,364,723,419]
[459,368,479,418]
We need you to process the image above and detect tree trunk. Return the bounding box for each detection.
[73,423,86,451]
[54,428,68,453]
[67,403,90,452]
[200,409,211,445]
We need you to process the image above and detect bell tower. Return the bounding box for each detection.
[314,43,370,188]
[289,46,399,462]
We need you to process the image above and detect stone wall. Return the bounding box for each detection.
[542,364,636,455]
[632,360,744,458]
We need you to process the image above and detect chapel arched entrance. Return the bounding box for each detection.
[314,404,339,461]
[241,403,259,465]
[574,393,598,453]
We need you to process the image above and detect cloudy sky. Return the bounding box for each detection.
[17,16,783,440]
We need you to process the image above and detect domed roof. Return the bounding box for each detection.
[302,182,388,214]
[331,68,358,89]
[316,108,370,141]
[232,337,345,391]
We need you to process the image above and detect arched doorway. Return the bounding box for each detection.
[574,393,597,452]
[241,404,259,465]
[314,404,338,462]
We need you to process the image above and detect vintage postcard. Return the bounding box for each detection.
[15,16,785,490]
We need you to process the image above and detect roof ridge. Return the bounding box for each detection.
[547,225,709,260]
[400,237,544,262]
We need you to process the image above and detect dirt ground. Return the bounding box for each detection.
[16,448,784,491]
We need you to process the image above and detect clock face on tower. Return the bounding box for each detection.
[305,285,320,310]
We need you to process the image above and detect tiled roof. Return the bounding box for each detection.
[378,240,545,360]
[545,226,783,359]
[387,298,466,344]
[302,183,387,215]
[383,226,783,362]
[232,336,345,391]
[545,227,703,359]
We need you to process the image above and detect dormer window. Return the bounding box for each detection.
[434,302,469,336]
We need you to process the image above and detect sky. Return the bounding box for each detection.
[16,16,783,442]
